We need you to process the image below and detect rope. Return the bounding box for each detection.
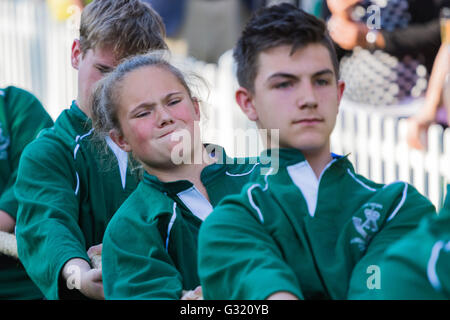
[0,231,101,269]
[90,253,102,269]
[0,230,18,258]
[0,231,202,299]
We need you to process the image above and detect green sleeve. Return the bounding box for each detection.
[198,188,304,300]
[347,184,437,299]
[0,87,53,217]
[102,212,183,300]
[376,227,448,300]
[14,138,90,300]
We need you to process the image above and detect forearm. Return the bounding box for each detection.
[417,44,448,121]
[426,45,448,105]
[266,291,299,300]
[326,0,361,18]
[381,20,440,58]
[0,209,15,233]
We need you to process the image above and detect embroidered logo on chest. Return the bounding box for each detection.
[350,202,382,251]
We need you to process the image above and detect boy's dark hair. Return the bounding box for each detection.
[79,0,168,60]
[233,3,340,92]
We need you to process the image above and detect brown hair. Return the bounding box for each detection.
[79,0,168,60]
[234,3,340,93]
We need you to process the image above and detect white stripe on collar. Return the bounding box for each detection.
[287,158,337,217]
[247,167,274,223]
[226,163,260,177]
[105,136,128,190]
[177,186,213,221]
[165,202,178,252]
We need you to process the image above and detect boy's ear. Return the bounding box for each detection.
[235,87,258,122]
[109,129,131,153]
[71,39,82,70]
[337,80,345,107]
[192,97,201,121]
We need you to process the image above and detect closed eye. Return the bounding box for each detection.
[273,81,293,89]
[135,110,152,118]
[168,98,182,106]
[95,65,113,74]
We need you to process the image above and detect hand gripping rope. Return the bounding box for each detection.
[0,230,203,299]
[0,230,102,268]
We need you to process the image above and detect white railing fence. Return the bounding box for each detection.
[1,0,449,210]
[0,0,77,120]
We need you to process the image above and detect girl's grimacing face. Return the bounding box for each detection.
[112,65,201,169]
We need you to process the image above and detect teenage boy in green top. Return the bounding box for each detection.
[197,3,437,300]
[0,86,53,299]
[14,0,167,300]
[377,185,450,299]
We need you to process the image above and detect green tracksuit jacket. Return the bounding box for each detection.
[378,185,450,299]
[102,146,258,299]
[197,148,436,300]
[14,101,139,299]
[0,86,53,299]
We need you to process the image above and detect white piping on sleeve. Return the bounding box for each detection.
[247,167,274,223]
[427,240,444,292]
[387,182,408,222]
[165,202,177,252]
[73,129,94,194]
[73,144,80,160]
[74,171,80,195]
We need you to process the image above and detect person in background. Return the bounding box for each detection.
[325,0,448,106]
[14,0,167,300]
[407,9,450,150]
[377,184,450,299]
[0,86,53,299]
[142,0,187,39]
[46,0,92,21]
[196,3,436,300]
[93,53,258,299]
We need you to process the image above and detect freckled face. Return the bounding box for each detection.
[113,65,200,169]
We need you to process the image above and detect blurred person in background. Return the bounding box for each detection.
[47,0,92,21]
[0,86,53,299]
[407,7,450,150]
[325,0,448,108]
[406,42,449,149]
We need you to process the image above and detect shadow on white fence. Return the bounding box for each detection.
[1,0,448,210]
